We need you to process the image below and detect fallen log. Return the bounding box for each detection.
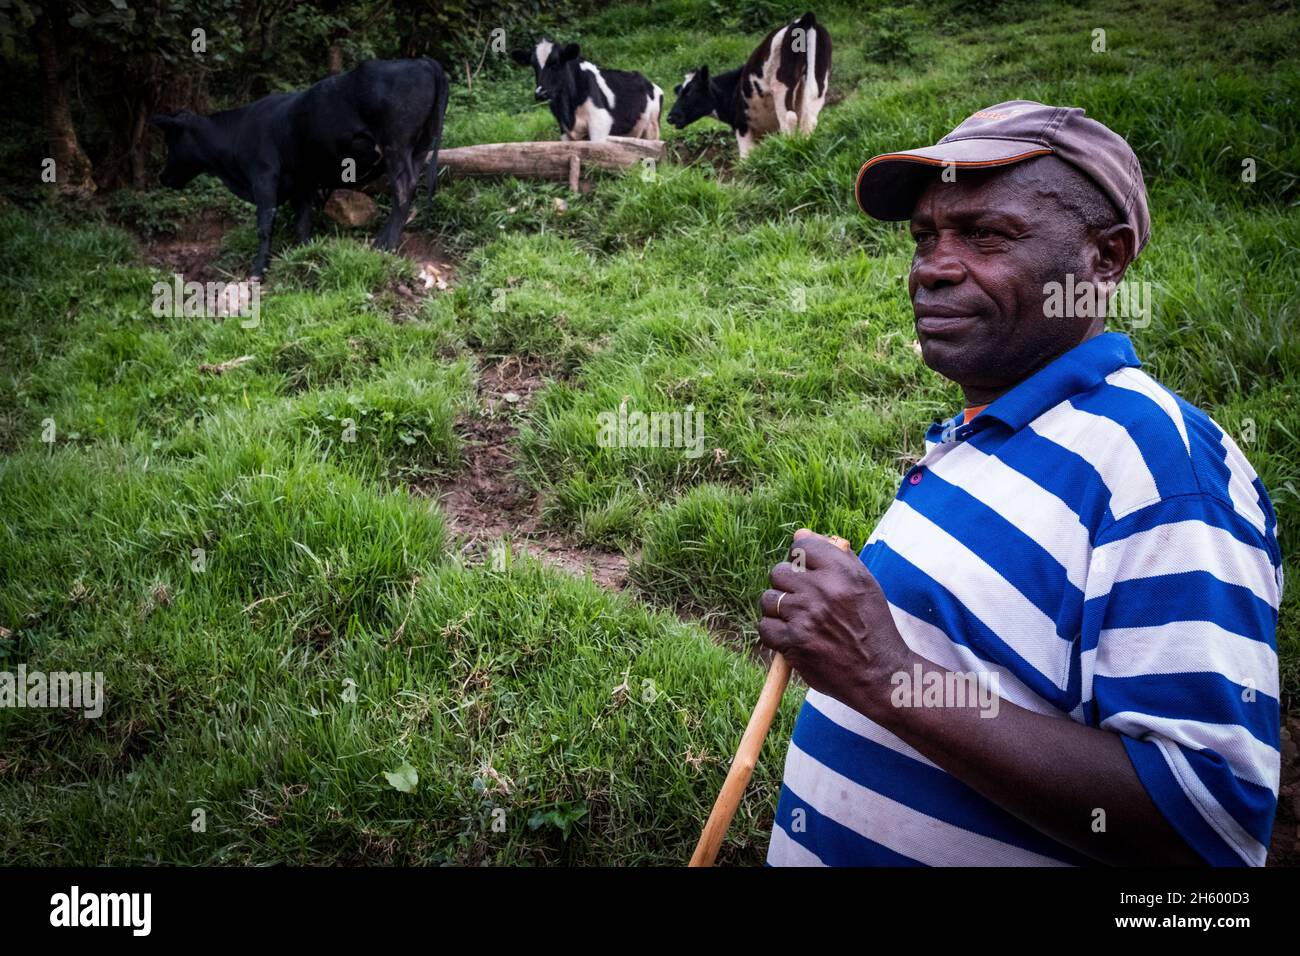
[437,136,666,191]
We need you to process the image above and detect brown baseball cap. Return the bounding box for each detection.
[854,100,1150,252]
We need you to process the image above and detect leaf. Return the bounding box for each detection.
[527,801,588,839]
[384,763,419,793]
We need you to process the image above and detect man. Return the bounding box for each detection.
[760,101,1283,866]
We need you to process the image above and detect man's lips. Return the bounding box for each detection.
[915,313,979,336]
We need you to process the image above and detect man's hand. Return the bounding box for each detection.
[757,529,910,709]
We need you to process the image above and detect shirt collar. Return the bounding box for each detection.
[975,331,1141,432]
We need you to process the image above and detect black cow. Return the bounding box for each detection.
[149,58,450,278]
[667,11,831,157]
[510,40,662,142]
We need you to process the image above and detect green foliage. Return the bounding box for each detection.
[384,763,420,793]
[102,179,247,238]
[528,801,588,839]
[860,4,927,64]
[285,359,470,481]
[704,0,793,32]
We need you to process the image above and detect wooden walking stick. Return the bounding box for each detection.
[690,532,852,867]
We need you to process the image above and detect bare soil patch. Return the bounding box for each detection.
[666,135,738,177]
[397,230,459,291]
[418,354,629,592]
[142,208,235,283]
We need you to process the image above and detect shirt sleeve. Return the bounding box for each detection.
[1082,493,1283,866]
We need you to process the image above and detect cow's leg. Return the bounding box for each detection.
[375,150,417,251]
[773,84,798,134]
[292,195,314,245]
[587,110,614,143]
[798,94,826,135]
[635,92,662,140]
[644,105,662,141]
[251,193,278,279]
[736,129,756,158]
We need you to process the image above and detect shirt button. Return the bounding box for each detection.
[909,470,923,485]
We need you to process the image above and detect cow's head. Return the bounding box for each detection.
[668,67,713,129]
[148,111,208,188]
[512,39,553,102]
[510,38,572,101]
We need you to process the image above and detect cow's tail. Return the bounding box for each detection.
[425,59,451,216]
[798,12,818,131]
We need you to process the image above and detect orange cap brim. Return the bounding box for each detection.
[854,143,1054,220]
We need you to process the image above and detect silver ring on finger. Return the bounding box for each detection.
[776,591,787,617]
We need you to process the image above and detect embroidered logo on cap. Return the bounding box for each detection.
[968,106,1033,121]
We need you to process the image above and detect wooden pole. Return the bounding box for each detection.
[689,533,852,867]
[690,653,792,867]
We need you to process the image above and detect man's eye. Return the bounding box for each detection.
[968,228,999,240]
[912,231,935,243]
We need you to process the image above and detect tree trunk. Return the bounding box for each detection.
[32,13,95,197]
[437,137,666,187]
[328,40,344,74]
[128,101,149,186]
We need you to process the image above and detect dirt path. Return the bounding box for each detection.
[143,209,234,283]
[419,353,630,591]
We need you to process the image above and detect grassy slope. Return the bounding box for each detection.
[0,0,1296,864]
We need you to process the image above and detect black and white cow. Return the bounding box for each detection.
[150,58,450,278]
[511,39,662,142]
[667,11,831,157]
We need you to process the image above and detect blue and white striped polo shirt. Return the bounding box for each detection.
[767,331,1284,866]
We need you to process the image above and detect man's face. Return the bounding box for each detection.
[906,158,1104,402]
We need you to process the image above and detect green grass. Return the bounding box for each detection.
[1,0,1297,863]
[0,437,787,864]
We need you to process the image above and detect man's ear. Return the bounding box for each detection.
[1089,222,1137,287]
[510,48,531,66]
[560,43,580,61]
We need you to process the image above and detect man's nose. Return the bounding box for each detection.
[911,236,967,288]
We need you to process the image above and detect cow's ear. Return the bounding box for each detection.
[509,48,531,66]
[695,65,709,82]
[560,43,580,61]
